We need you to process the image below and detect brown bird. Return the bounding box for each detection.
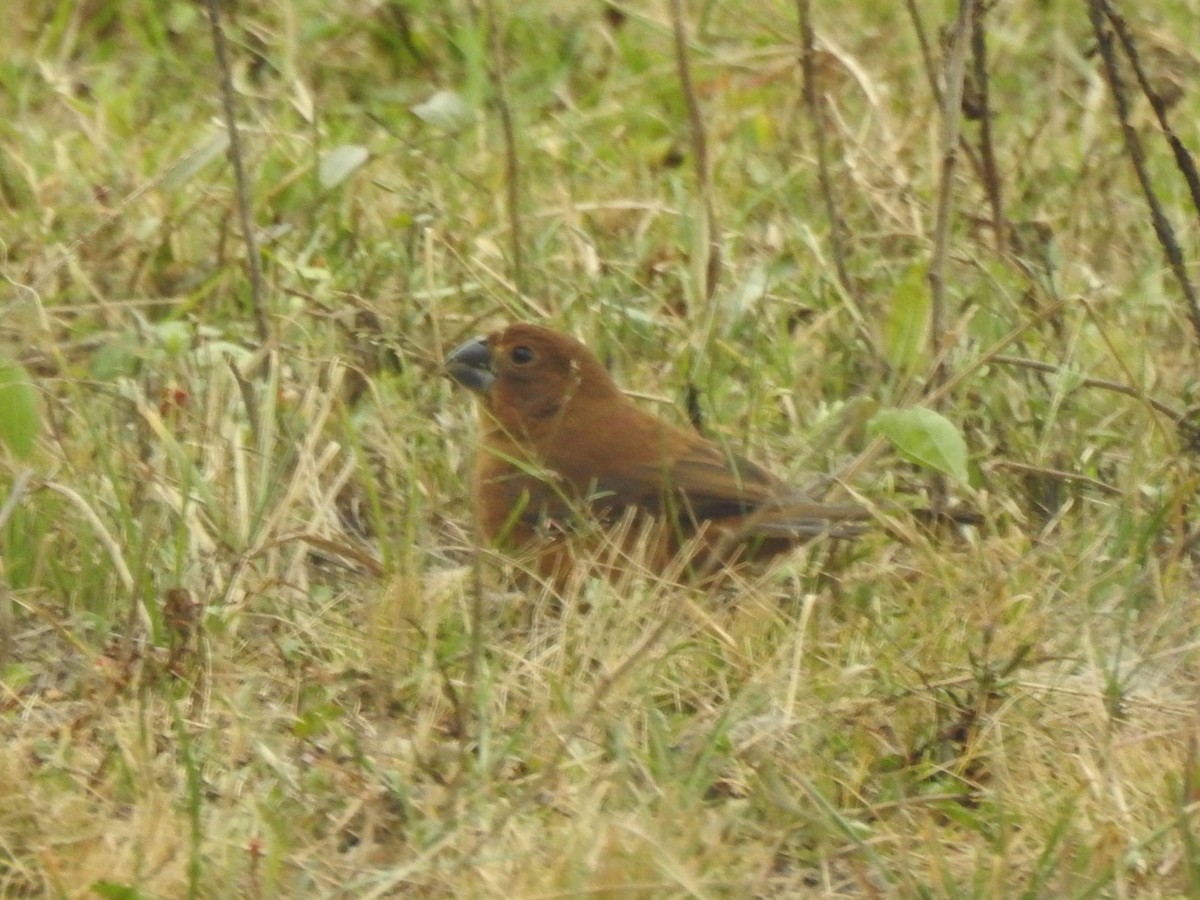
[445,323,870,583]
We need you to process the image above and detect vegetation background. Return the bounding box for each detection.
[2,0,1200,896]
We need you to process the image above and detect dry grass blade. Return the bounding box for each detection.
[3,1,1199,895]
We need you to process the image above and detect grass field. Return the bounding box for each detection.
[3,0,1200,896]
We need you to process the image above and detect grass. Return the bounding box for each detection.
[3,0,1200,896]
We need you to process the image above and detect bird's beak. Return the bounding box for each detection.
[445,336,496,394]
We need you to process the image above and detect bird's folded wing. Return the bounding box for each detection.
[590,446,867,533]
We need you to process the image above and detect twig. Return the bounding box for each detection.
[970,5,1004,253]
[669,0,722,303]
[795,0,858,311]
[924,0,977,512]
[904,0,941,103]
[1086,0,1200,346]
[990,354,1184,422]
[482,0,525,295]
[903,0,987,192]
[203,0,269,344]
[988,460,1123,497]
[927,0,977,396]
[1103,8,1200,221]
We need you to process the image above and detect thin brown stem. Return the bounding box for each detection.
[905,0,988,214]
[1087,0,1200,346]
[988,460,1122,497]
[796,0,857,309]
[925,0,977,511]
[904,0,942,103]
[203,0,269,344]
[991,353,1183,422]
[669,0,722,303]
[928,0,977,395]
[483,0,525,295]
[970,6,1004,253]
[1104,7,1200,222]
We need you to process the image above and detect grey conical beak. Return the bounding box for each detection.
[445,336,495,394]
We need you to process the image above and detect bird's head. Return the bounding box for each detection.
[446,323,620,426]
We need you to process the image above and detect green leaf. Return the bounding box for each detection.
[883,264,930,373]
[868,406,969,483]
[0,363,40,459]
[318,145,370,190]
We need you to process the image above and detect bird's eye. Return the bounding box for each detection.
[510,345,535,365]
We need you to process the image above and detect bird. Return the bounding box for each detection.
[445,322,871,583]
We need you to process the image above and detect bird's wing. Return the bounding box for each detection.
[587,442,778,519]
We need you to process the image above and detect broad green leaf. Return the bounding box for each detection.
[868,406,969,484]
[883,264,930,373]
[0,363,40,459]
[318,145,369,190]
